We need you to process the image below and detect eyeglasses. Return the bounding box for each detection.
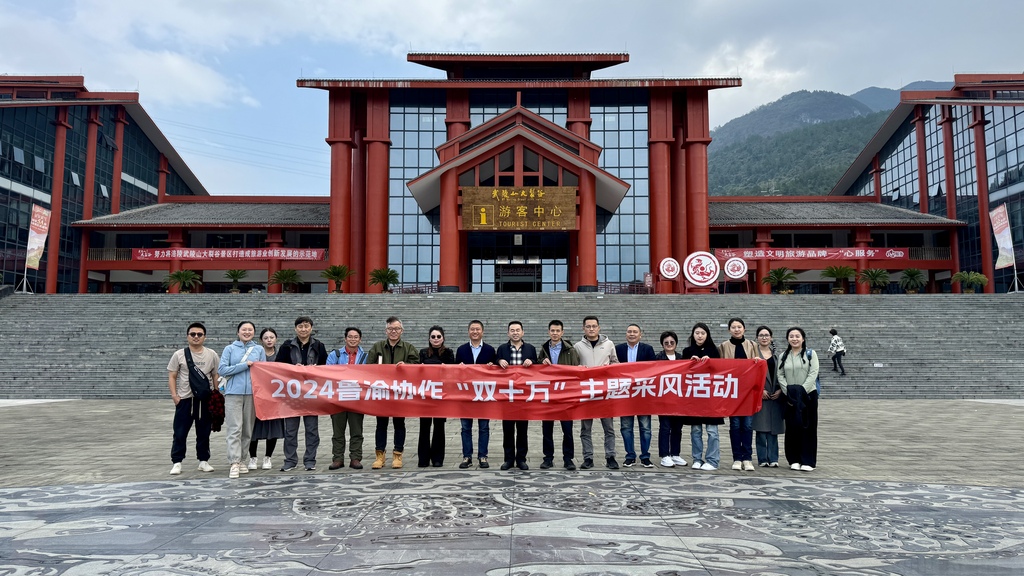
[386,327,403,332]
[429,334,443,339]
[662,340,676,345]
[188,332,205,338]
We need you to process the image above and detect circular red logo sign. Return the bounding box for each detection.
[683,252,720,286]
[659,258,681,280]
[724,257,748,279]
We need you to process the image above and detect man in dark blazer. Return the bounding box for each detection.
[615,323,658,468]
[454,320,496,469]
[494,320,538,470]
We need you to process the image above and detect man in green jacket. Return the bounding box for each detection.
[365,316,420,469]
[538,320,580,470]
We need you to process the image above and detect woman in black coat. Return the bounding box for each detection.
[679,322,724,471]
[418,325,455,467]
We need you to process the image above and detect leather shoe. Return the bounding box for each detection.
[606,457,620,470]
[349,459,362,469]
[564,460,577,471]
[516,460,529,470]
[431,462,443,467]
[328,460,344,470]
[580,457,594,470]
[500,461,514,470]
[540,458,554,469]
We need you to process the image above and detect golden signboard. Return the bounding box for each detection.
[461,186,577,231]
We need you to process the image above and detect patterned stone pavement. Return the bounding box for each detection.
[1,399,1023,575]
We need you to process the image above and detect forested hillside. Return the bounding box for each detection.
[708,110,889,196]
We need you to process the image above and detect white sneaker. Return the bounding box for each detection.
[229,463,240,479]
[238,463,248,474]
[700,462,718,471]
[800,465,815,472]
[170,462,182,475]
[671,456,687,466]
[732,461,743,470]
[197,461,214,473]
[247,457,258,470]
[262,456,272,470]
[691,461,703,469]
[743,460,755,471]
[790,463,801,470]
[660,456,675,467]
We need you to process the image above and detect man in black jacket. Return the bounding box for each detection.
[495,320,537,470]
[275,316,328,472]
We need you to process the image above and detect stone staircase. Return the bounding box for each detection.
[0,292,1021,399]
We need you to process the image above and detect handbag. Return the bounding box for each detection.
[208,389,225,432]
[184,348,212,400]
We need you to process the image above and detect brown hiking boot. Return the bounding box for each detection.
[349,459,363,469]
[371,450,386,469]
[392,450,403,469]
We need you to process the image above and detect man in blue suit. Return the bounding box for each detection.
[454,320,496,469]
[615,323,658,468]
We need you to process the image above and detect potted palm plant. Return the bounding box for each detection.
[369,267,400,293]
[820,265,855,294]
[897,268,927,294]
[761,267,798,294]
[951,271,988,293]
[320,264,354,293]
[224,269,248,293]
[269,269,304,293]
[162,269,202,293]
[858,268,891,294]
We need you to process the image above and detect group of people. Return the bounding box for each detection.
[167,314,826,478]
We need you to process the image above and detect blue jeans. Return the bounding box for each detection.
[690,424,720,467]
[460,418,489,458]
[756,431,779,464]
[620,415,652,460]
[729,416,753,461]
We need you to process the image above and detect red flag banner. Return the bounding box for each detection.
[251,359,767,421]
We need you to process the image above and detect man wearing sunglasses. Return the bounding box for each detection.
[166,322,219,476]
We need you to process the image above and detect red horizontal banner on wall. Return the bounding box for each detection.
[133,248,325,260]
[715,247,910,260]
[250,359,767,421]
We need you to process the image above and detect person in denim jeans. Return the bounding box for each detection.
[454,320,496,469]
[615,323,657,468]
[679,322,723,471]
[718,318,758,472]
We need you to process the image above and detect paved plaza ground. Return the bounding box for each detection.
[1,398,1022,575]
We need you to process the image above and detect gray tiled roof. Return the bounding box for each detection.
[76,199,962,229]
[75,202,331,228]
[709,201,963,227]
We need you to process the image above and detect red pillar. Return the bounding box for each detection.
[648,89,673,294]
[157,155,168,203]
[266,229,283,294]
[77,107,101,292]
[166,228,184,294]
[578,172,598,291]
[446,89,470,292]
[350,124,366,292]
[110,108,127,214]
[971,106,995,293]
[567,89,591,292]
[439,169,460,291]
[939,105,961,293]
[671,121,688,289]
[854,229,872,294]
[871,156,883,202]
[45,108,72,294]
[755,228,772,294]
[327,89,354,292]
[684,90,712,293]
[914,106,930,214]
[363,90,390,292]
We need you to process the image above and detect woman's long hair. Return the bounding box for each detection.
[423,325,448,357]
[779,326,808,369]
[688,322,716,349]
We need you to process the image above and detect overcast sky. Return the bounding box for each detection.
[2,0,1022,196]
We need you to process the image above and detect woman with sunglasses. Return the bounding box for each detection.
[418,325,455,467]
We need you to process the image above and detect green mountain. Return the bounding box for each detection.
[708,110,890,196]
[850,81,954,112]
[709,90,874,151]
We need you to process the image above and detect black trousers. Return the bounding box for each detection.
[417,417,446,465]
[502,420,529,463]
[171,396,211,463]
[784,392,818,467]
[541,420,574,461]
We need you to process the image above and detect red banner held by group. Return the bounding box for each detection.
[250,359,767,421]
